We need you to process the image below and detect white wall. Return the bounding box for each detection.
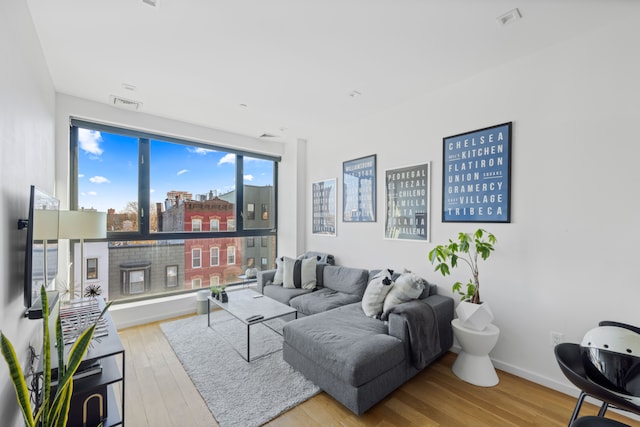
[0,1,56,425]
[305,13,640,395]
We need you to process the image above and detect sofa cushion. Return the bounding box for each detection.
[323,266,369,296]
[383,271,425,313]
[361,269,394,318]
[272,256,285,285]
[263,284,311,305]
[289,288,362,316]
[283,303,405,387]
[283,256,317,289]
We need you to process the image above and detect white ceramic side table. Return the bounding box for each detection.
[451,318,500,387]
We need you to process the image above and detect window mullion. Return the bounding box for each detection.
[139,138,150,235]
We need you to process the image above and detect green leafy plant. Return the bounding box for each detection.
[1,286,110,427]
[428,228,497,304]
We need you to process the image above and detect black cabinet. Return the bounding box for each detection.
[38,298,125,427]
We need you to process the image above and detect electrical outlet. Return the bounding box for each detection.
[550,331,564,347]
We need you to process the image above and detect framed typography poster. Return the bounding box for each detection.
[442,122,512,223]
[343,154,376,222]
[385,162,430,241]
[312,178,337,236]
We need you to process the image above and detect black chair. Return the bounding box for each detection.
[554,342,640,426]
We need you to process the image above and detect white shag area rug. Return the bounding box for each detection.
[160,311,320,427]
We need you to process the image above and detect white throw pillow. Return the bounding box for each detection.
[272,257,285,285]
[382,271,425,313]
[361,269,394,318]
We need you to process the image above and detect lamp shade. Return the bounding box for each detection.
[59,211,107,239]
[33,209,59,240]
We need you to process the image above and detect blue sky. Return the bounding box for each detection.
[77,129,274,213]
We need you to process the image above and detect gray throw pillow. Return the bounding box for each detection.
[283,256,317,289]
[362,269,394,318]
[382,270,425,313]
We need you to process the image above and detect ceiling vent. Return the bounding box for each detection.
[110,95,142,111]
[259,133,277,138]
[497,8,522,26]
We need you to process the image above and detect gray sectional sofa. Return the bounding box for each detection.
[257,255,454,415]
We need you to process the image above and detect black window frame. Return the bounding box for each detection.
[70,119,280,243]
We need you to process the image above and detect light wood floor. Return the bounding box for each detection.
[118,318,637,427]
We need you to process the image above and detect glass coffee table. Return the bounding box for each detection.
[207,288,297,362]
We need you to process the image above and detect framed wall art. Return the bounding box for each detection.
[343,154,376,222]
[442,122,512,223]
[385,162,430,241]
[312,178,337,236]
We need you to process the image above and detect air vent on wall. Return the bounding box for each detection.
[109,95,143,111]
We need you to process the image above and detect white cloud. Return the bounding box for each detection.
[150,188,155,193]
[89,176,110,184]
[78,129,103,156]
[78,173,85,178]
[218,154,236,166]
[187,147,214,155]
[88,191,98,196]
[177,169,189,176]
[244,174,254,181]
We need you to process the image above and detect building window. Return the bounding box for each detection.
[247,257,255,268]
[210,276,219,286]
[247,203,255,220]
[261,236,268,247]
[121,266,150,295]
[261,257,268,270]
[247,237,255,247]
[192,218,202,232]
[192,278,202,289]
[166,265,178,288]
[210,247,219,266]
[192,248,202,268]
[227,219,236,231]
[210,219,219,232]
[86,258,98,280]
[227,246,236,265]
[262,204,269,220]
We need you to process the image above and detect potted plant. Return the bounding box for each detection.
[211,285,221,300]
[1,285,110,427]
[428,228,497,331]
[219,285,228,303]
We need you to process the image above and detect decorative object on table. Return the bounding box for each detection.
[220,289,228,303]
[0,286,110,427]
[429,228,497,331]
[442,122,512,223]
[342,154,376,222]
[83,283,102,299]
[58,210,107,299]
[211,285,221,300]
[245,267,258,279]
[312,178,337,236]
[384,162,431,241]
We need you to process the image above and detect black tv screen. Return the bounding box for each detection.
[23,185,59,316]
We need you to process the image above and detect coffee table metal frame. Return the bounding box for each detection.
[207,288,297,362]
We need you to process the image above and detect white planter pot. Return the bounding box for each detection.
[455,300,494,331]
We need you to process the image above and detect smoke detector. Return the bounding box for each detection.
[109,95,143,111]
[497,8,522,26]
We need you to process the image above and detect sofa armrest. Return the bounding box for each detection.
[388,295,454,357]
[257,269,277,294]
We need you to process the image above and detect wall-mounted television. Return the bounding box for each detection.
[18,185,60,319]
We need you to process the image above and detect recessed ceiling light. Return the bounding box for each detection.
[142,0,158,7]
[122,83,137,91]
[239,104,248,109]
[349,90,362,98]
[497,8,522,26]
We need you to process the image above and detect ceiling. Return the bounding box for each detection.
[25,0,632,144]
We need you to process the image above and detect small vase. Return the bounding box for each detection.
[220,291,228,303]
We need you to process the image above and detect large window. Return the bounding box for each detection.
[71,120,279,303]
